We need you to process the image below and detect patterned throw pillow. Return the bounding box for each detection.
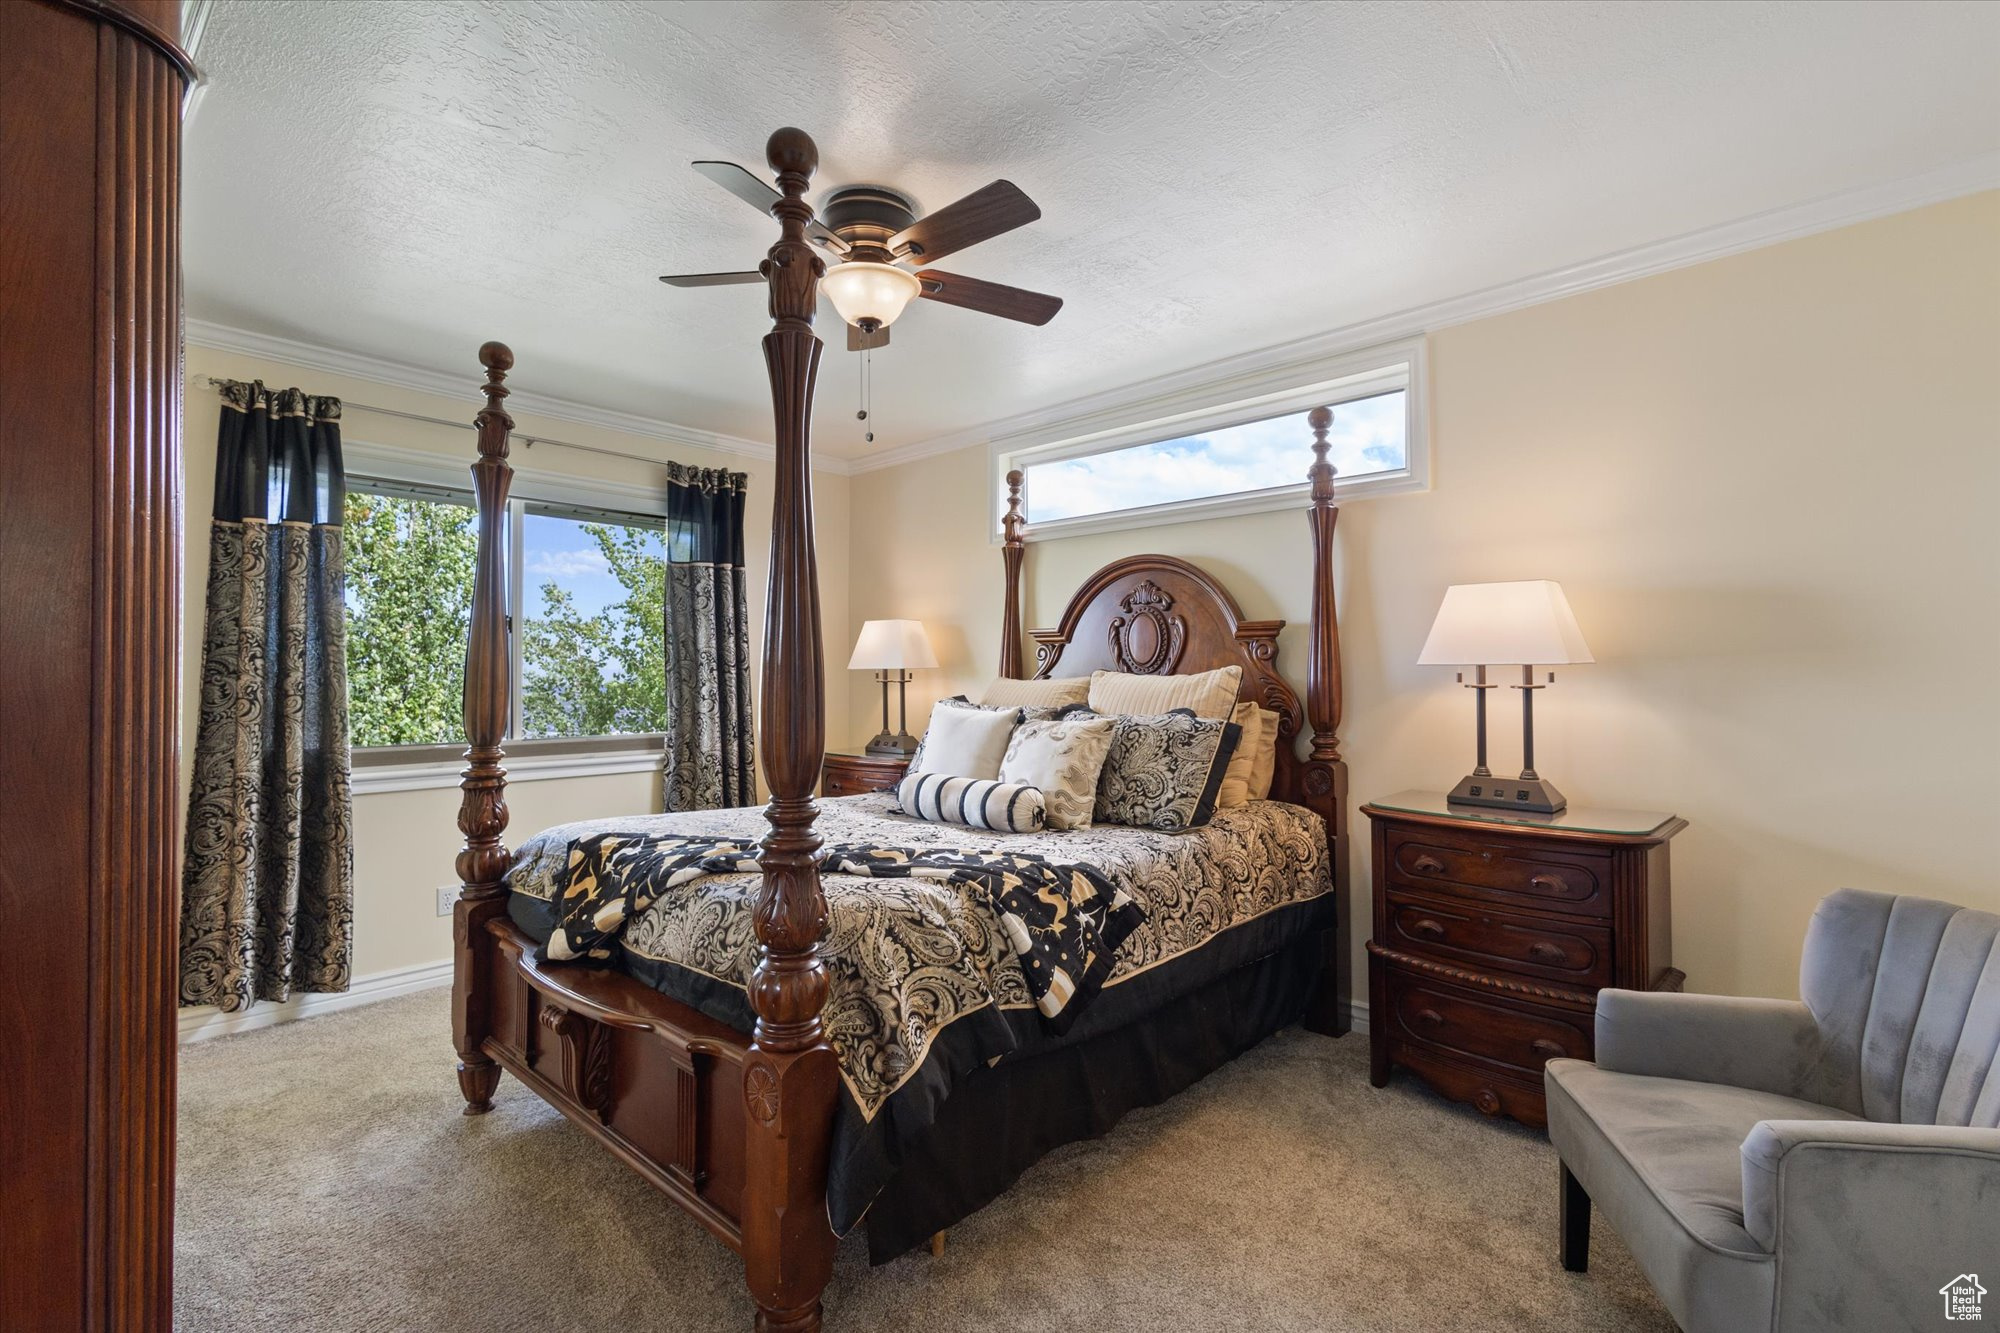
[894,773,1047,833]
[1087,664,1241,720]
[997,715,1118,830]
[910,703,1022,780]
[1091,708,1243,831]
[978,676,1091,710]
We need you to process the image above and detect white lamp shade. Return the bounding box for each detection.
[821,262,922,329]
[848,619,938,671]
[1417,580,1594,666]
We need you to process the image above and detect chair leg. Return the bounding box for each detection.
[1560,1160,1591,1273]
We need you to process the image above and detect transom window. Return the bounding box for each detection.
[995,338,1427,540]
[342,478,667,748]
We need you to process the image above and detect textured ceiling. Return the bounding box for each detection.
[184,0,2000,458]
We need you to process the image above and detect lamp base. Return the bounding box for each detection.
[864,731,919,758]
[1445,773,1567,815]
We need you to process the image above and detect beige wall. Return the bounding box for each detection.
[181,345,852,981]
[845,192,2000,1003]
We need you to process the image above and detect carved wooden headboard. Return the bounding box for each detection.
[993,414,1351,1037]
[1026,553,1305,771]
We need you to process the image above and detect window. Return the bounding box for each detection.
[995,338,1426,540]
[342,470,668,750]
[516,502,667,741]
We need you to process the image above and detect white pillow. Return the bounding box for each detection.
[998,716,1117,830]
[1087,664,1241,720]
[912,704,1021,780]
[978,676,1090,710]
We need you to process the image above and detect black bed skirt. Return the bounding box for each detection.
[860,925,1332,1264]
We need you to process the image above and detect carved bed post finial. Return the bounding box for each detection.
[999,469,1026,679]
[1305,406,1343,762]
[453,340,517,1114]
[744,127,839,1333]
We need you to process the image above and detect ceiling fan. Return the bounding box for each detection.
[660,159,1062,351]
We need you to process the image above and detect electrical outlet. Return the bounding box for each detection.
[436,885,457,917]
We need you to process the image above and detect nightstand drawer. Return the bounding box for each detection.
[1381,963,1593,1079]
[1384,825,1612,918]
[822,752,909,798]
[1383,891,1614,987]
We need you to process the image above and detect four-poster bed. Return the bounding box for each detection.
[450,128,1350,1333]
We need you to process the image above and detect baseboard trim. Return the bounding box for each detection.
[1345,997,1370,1037]
[178,958,454,1043]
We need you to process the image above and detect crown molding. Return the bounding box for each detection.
[847,154,2000,475]
[183,318,855,476]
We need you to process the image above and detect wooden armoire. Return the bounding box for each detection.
[0,1,188,1325]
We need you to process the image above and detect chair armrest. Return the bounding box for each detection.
[1741,1119,2000,1332]
[1594,990,1820,1097]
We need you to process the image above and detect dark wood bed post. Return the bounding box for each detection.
[998,469,1026,678]
[742,127,840,1333]
[1300,404,1352,1036]
[453,342,517,1113]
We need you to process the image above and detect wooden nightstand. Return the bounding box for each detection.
[822,751,910,798]
[1364,791,1687,1128]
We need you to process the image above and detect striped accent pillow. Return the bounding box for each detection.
[1087,664,1241,720]
[894,772,1048,833]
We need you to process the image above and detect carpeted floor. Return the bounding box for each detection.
[175,988,1676,1332]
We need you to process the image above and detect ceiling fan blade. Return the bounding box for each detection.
[890,181,1039,263]
[658,270,764,287]
[847,322,890,352]
[691,160,849,254]
[915,269,1062,325]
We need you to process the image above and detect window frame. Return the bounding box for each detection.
[341,440,671,789]
[990,336,1429,543]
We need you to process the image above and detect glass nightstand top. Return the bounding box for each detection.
[1364,789,1680,837]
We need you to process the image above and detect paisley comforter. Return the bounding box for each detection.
[505,791,1330,1233]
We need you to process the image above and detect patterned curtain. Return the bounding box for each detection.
[661,462,756,810]
[180,382,354,1012]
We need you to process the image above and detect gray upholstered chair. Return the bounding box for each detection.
[1546,888,2000,1333]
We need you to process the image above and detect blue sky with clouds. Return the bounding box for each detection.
[523,512,662,620]
[1025,390,1405,523]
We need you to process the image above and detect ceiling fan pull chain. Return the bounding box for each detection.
[857,346,874,444]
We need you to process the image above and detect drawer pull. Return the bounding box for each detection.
[1526,941,1568,963]
[1528,873,1567,893]
[1412,854,1446,875]
[1530,1038,1567,1059]
[1410,918,1447,940]
[1415,1007,1444,1028]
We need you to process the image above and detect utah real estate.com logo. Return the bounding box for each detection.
[1942,1274,1987,1322]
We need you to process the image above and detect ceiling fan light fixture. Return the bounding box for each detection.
[821,261,921,330]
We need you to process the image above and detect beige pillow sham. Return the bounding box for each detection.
[1214,701,1268,809]
[1087,664,1241,721]
[1249,706,1281,800]
[977,676,1091,710]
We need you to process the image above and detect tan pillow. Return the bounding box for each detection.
[978,676,1090,710]
[1214,701,1267,809]
[1087,664,1241,720]
[1249,706,1282,800]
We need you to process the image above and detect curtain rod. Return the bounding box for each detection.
[199,377,675,470]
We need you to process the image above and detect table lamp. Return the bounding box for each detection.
[849,619,938,757]
[1417,580,1593,814]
